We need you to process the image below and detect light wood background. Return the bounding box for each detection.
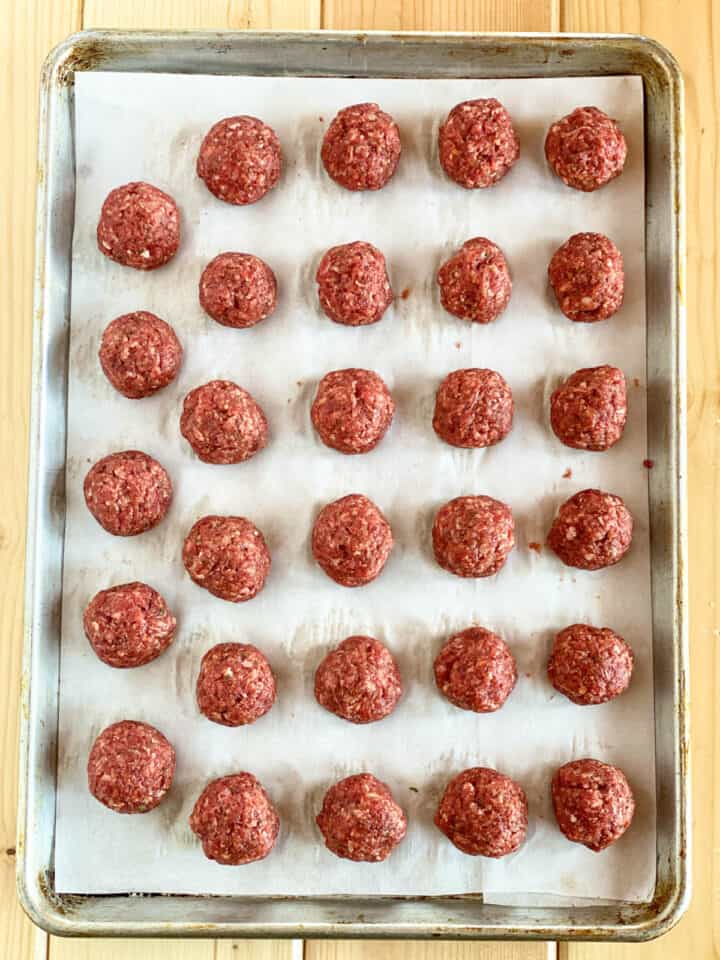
[1,0,715,957]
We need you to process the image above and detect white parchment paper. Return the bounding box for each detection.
[56,72,654,902]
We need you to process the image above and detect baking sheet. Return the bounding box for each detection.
[56,72,653,902]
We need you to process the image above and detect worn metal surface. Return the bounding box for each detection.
[17,29,687,941]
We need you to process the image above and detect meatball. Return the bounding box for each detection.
[548,233,624,323]
[99,311,182,399]
[83,450,172,537]
[547,489,633,570]
[314,635,402,724]
[316,773,407,862]
[439,98,519,189]
[545,106,627,192]
[83,581,176,669]
[316,241,393,327]
[551,365,627,451]
[548,623,634,705]
[97,182,180,271]
[434,626,517,713]
[196,642,276,726]
[199,252,277,329]
[180,380,268,465]
[432,495,515,578]
[552,758,635,851]
[196,115,282,206]
[311,494,393,587]
[182,515,271,602]
[190,773,280,865]
[433,368,513,448]
[437,238,511,324]
[321,103,401,192]
[87,720,175,814]
[435,767,527,858]
[311,368,395,454]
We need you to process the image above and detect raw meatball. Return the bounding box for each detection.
[316,241,393,327]
[199,252,277,329]
[321,103,401,191]
[182,515,271,602]
[311,494,393,587]
[97,181,180,270]
[439,98,519,189]
[548,233,624,323]
[196,642,276,726]
[83,450,172,537]
[432,495,515,578]
[180,380,268,464]
[547,489,633,570]
[197,116,282,205]
[433,368,513,448]
[99,311,182,399]
[316,773,407,862]
[435,767,527,858]
[87,720,175,814]
[552,758,635,851]
[434,627,517,713]
[551,365,627,451]
[437,238,511,324]
[83,581,176,669]
[190,773,280,864]
[311,368,395,454]
[545,106,627,192]
[314,635,402,724]
[548,624,634,705]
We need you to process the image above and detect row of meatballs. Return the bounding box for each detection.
[97,102,628,278]
[87,720,636,864]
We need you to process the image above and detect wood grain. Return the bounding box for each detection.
[0,3,82,959]
[322,0,559,30]
[83,0,321,29]
[308,943,555,960]
[560,0,716,951]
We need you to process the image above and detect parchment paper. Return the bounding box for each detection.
[56,72,654,903]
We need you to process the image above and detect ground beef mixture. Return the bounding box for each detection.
[552,758,635,851]
[548,623,634,705]
[321,103,401,191]
[197,116,282,205]
[551,365,627,451]
[83,450,172,537]
[547,489,633,570]
[83,581,176,669]
[190,773,280,864]
[312,493,393,587]
[432,495,515,578]
[196,642,276,726]
[316,773,407,862]
[433,368,513,448]
[548,233,624,323]
[97,181,180,270]
[182,515,271,602]
[545,106,627,192]
[99,311,183,399]
[314,635,402,724]
[311,368,395,454]
[439,98,519,189]
[180,380,268,465]
[437,238,511,324]
[316,241,393,327]
[199,252,278,329]
[434,626,517,713]
[87,720,175,814]
[435,767,527,858]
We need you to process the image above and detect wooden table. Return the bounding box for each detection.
[1,1,714,957]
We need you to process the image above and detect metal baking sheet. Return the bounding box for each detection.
[18,30,688,941]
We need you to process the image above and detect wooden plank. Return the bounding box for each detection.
[49,943,214,960]
[559,3,716,960]
[322,0,559,31]
[308,943,555,960]
[0,0,82,957]
[83,0,321,29]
